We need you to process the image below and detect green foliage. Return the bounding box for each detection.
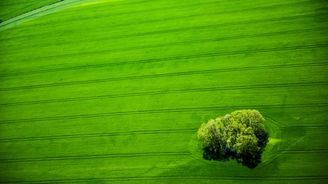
[197,110,269,168]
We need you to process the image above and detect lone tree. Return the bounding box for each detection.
[197,109,269,168]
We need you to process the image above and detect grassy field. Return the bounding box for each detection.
[0,0,60,22]
[0,0,327,183]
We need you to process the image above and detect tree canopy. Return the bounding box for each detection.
[197,109,269,168]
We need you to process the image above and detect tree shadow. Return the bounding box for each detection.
[153,117,307,183]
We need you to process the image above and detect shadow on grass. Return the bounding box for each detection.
[153,117,307,183]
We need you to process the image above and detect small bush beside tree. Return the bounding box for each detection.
[197,109,269,168]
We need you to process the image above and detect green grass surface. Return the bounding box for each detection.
[0,0,327,183]
[0,0,60,21]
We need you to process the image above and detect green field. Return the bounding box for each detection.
[0,0,60,22]
[0,0,327,183]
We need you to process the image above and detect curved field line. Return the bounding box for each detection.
[0,0,152,30]
[280,149,328,153]
[0,0,87,31]
[3,14,328,63]
[0,128,196,143]
[2,44,327,86]
[0,61,327,92]
[264,115,284,127]
[34,0,311,25]
[1,22,327,68]
[0,0,219,32]
[1,81,327,107]
[281,125,328,128]
[3,17,326,55]
[2,39,327,78]
[1,176,327,183]
[0,0,314,41]
[3,24,325,61]
[260,148,328,168]
[2,0,216,30]
[1,11,322,53]
[0,152,191,163]
[259,125,328,168]
[30,27,325,59]
[2,42,327,79]
[5,127,326,144]
[3,13,324,57]
[0,0,221,35]
[21,0,229,26]
[1,103,327,125]
[0,2,41,19]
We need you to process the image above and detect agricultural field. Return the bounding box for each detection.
[0,0,60,22]
[0,0,327,183]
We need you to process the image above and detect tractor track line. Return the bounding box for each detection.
[1,175,327,183]
[0,0,315,40]
[0,61,327,92]
[1,81,327,107]
[0,128,196,143]
[0,103,327,125]
[0,152,191,163]
[1,22,327,66]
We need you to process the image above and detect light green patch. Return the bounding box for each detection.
[268,137,282,145]
[76,0,122,8]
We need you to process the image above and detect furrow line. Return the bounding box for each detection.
[281,125,328,128]
[1,81,327,107]
[2,0,219,28]
[1,176,327,183]
[0,61,327,92]
[0,152,191,163]
[280,149,328,153]
[2,22,327,68]
[0,0,314,40]
[2,41,327,78]
[1,103,327,125]
[0,0,85,29]
[0,128,196,143]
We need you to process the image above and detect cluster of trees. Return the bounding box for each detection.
[197,109,269,168]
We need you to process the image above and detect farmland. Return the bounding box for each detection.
[0,0,327,183]
[0,0,60,22]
